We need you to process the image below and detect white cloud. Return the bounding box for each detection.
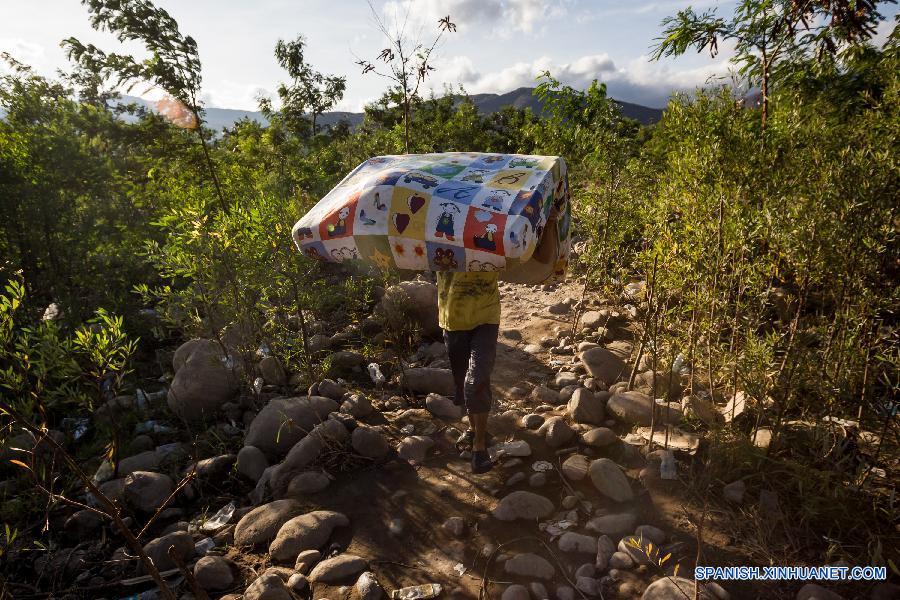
[200,81,271,112]
[574,1,715,23]
[424,49,733,107]
[379,0,570,36]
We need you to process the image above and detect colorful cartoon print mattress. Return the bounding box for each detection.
[291,152,570,279]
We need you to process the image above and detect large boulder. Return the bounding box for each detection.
[492,491,555,521]
[270,437,325,496]
[183,453,236,479]
[244,396,338,457]
[351,427,390,459]
[167,362,238,423]
[579,342,631,385]
[123,471,174,513]
[244,572,292,600]
[632,370,678,399]
[117,450,165,476]
[580,311,605,329]
[0,428,65,463]
[308,554,368,583]
[172,339,225,373]
[641,576,728,600]
[588,458,634,502]
[399,368,455,396]
[567,388,607,425]
[539,416,576,448]
[258,356,287,386]
[582,427,618,448]
[341,393,373,418]
[356,571,384,600]
[504,553,555,580]
[237,445,269,482]
[269,511,350,563]
[234,499,304,547]
[558,532,597,554]
[561,454,591,481]
[607,391,681,426]
[376,280,440,339]
[425,393,462,420]
[286,471,331,496]
[141,531,194,573]
[269,419,346,496]
[397,436,434,463]
[194,556,235,591]
[585,512,636,536]
[327,351,367,374]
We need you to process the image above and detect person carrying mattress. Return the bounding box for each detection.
[440,206,559,474]
[438,268,501,474]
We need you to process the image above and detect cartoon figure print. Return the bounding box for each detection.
[474,223,498,252]
[481,189,510,211]
[432,248,459,270]
[303,246,325,260]
[359,191,387,225]
[508,220,529,251]
[326,206,350,237]
[461,169,490,183]
[434,202,460,241]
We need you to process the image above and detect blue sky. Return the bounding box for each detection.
[3,1,897,111]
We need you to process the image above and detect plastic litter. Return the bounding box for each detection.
[134,389,149,410]
[119,592,160,600]
[531,460,554,472]
[671,353,689,376]
[453,563,466,576]
[660,449,677,480]
[391,584,443,600]
[145,389,167,403]
[541,518,575,538]
[62,417,90,441]
[252,377,265,394]
[367,363,386,388]
[194,537,215,555]
[201,501,236,533]
[134,420,175,435]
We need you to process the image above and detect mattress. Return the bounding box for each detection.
[291,152,570,280]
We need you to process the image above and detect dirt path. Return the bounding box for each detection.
[243,279,725,600]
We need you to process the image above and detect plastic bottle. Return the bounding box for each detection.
[391,584,442,599]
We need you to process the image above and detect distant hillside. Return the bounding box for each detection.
[114,88,664,132]
[469,86,664,124]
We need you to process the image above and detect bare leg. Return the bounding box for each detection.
[470,412,489,451]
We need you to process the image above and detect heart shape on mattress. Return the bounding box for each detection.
[393,213,410,234]
[407,194,426,214]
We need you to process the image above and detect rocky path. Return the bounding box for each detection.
[198,278,729,600]
[13,277,890,600]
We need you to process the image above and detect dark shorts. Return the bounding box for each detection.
[443,323,499,415]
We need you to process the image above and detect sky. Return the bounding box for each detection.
[2,0,898,111]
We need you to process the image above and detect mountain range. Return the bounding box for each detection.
[119,87,664,132]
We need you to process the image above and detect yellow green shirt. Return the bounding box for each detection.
[437,271,501,331]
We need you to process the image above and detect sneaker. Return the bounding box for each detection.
[455,429,494,454]
[471,450,493,474]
